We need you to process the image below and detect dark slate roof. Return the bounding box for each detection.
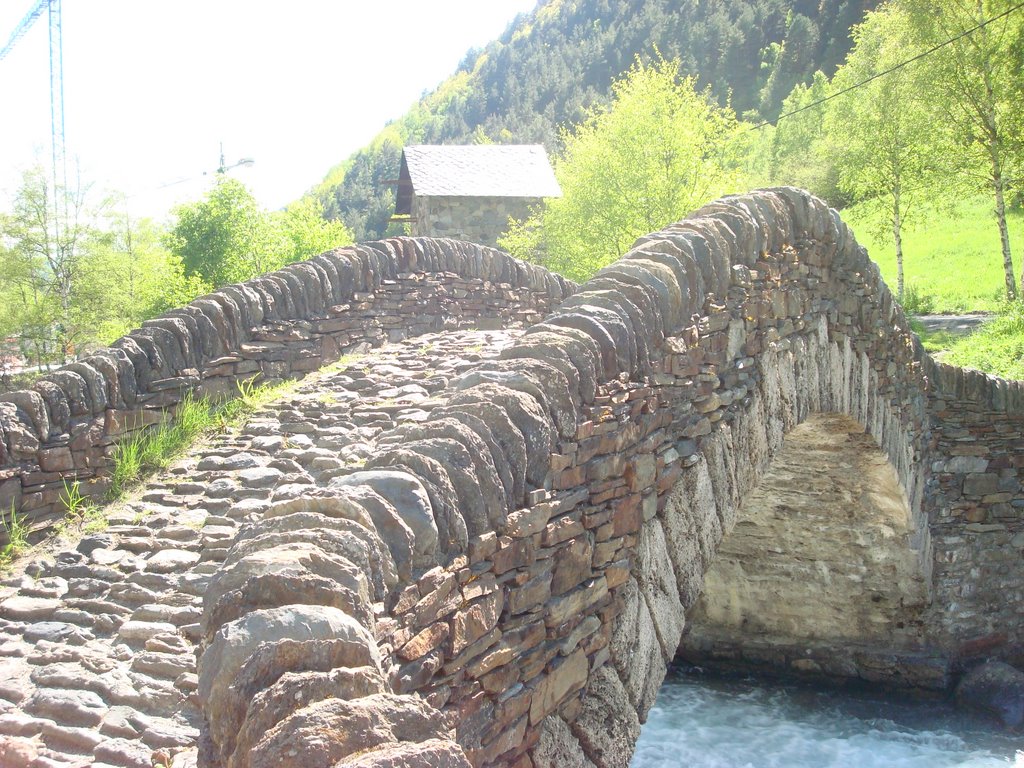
[395,145,561,214]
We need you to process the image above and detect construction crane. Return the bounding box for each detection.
[1,0,66,234]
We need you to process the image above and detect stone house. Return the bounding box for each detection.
[392,144,561,248]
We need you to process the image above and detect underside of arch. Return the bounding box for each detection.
[680,412,944,688]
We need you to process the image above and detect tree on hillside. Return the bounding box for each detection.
[758,11,821,119]
[318,0,880,242]
[500,57,741,281]
[0,166,98,367]
[825,3,949,300]
[902,0,1024,300]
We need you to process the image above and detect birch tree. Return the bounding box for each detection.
[903,0,1024,299]
[826,4,950,300]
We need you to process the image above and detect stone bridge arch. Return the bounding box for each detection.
[681,411,931,682]
[3,186,1016,766]
[190,187,1024,768]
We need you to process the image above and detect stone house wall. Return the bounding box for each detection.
[410,195,543,249]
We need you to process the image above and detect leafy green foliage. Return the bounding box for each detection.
[501,57,742,280]
[0,168,206,371]
[279,197,354,262]
[824,3,954,299]
[166,177,283,287]
[168,177,353,288]
[84,212,208,344]
[765,72,842,204]
[901,0,1024,299]
[0,166,100,367]
[848,195,1022,314]
[945,302,1024,380]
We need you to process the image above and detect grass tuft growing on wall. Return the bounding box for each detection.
[109,377,292,500]
[0,505,30,569]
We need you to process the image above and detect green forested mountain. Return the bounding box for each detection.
[315,0,878,241]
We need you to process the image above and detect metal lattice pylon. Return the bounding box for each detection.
[1,0,67,233]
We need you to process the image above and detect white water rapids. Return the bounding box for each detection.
[631,669,1023,768]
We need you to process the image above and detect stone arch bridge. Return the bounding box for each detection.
[0,188,1021,767]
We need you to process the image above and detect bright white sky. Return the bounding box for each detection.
[0,0,537,222]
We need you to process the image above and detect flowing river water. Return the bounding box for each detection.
[631,668,1023,768]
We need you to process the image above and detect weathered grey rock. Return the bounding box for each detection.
[319,484,415,579]
[380,418,508,529]
[247,694,453,768]
[260,493,376,534]
[0,391,49,441]
[558,293,640,374]
[197,453,262,472]
[93,736,153,768]
[533,715,594,768]
[571,666,641,768]
[0,597,59,622]
[391,438,490,538]
[435,400,528,508]
[956,661,1024,728]
[23,687,107,727]
[609,577,665,721]
[425,408,517,515]
[448,382,553,487]
[659,472,713,610]
[203,540,372,638]
[229,516,396,601]
[635,519,685,662]
[229,666,387,768]
[329,470,437,560]
[526,321,606,385]
[365,451,469,556]
[462,357,578,440]
[342,738,473,768]
[199,605,380,760]
[505,332,592,404]
[145,549,201,574]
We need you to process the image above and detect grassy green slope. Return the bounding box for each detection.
[844,196,1024,314]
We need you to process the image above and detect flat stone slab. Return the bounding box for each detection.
[0,596,60,621]
[145,550,201,574]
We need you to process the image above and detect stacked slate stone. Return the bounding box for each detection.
[0,239,573,540]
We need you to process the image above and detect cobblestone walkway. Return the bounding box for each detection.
[0,330,518,768]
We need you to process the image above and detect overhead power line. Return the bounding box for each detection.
[748,0,1024,132]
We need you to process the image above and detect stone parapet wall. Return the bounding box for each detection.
[192,188,1024,768]
[0,238,575,538]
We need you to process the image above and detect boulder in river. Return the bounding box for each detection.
[955,661,1024,729]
